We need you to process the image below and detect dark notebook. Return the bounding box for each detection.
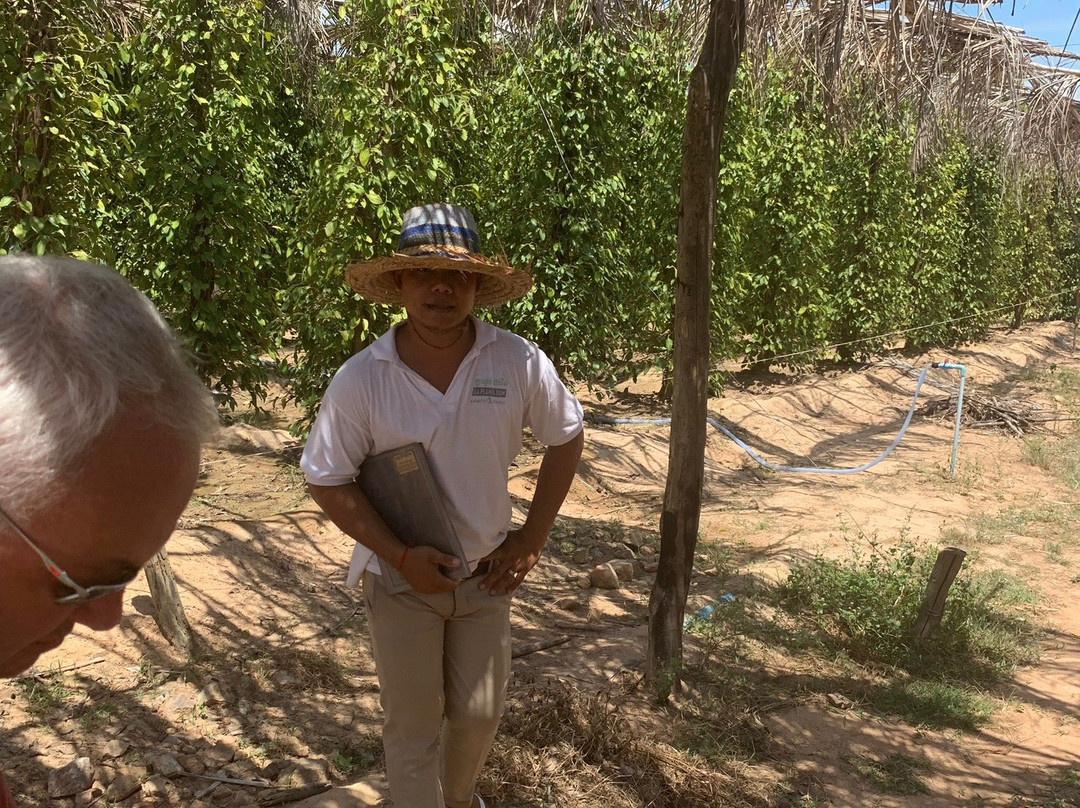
[356,442,468,594]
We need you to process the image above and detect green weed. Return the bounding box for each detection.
[15,675,73,717]
[869,679,997,731]
[970,502,1080,548]
[1024,434,1080,489]
[77,702,120,731]
[775,541,1038,683]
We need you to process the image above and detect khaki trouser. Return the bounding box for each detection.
[362,570,512,808]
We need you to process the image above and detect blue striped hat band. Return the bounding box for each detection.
[398,222,481,255]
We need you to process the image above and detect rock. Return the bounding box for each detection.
[826,692,856,710]
[120,719,157,743]
[179,754,206,775]
[211,785,237,804]
[48,757,94,798]
[74,785,104,807]
[609,544,635,560]
[642,559,659,574]
[292,758,330,786]
[105,773,141,802]
[204,740,236,765]
[553,595,587,614]
[544,561,573,578]
[639,545,656,557]
[102,739,130,760]
[262,760,291,781]
[271,670,299,688]
[589,563,620,590]
[608,559,635,582]
[160,690,196,715]
[198,682,228,707]
[141,775,169,796]
[151,753,185,777]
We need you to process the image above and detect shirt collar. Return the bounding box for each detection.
[369,315,495,362]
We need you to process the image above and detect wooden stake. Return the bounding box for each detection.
[912,547,966,643]
[144,548,194,655]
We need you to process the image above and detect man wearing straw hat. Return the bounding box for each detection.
[301,203,585,808]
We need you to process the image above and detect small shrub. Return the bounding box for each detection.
[775,541,1038,683]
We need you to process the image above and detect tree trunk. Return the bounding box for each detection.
[645,0,745,697]
[145,548,195,655]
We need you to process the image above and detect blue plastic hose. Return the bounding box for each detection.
[587,363,966,476]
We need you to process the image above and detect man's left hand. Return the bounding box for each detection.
[477,527,546,595]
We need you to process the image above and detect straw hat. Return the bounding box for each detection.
[345,203,533,307]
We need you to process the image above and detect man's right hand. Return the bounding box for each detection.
[398,545,461,594]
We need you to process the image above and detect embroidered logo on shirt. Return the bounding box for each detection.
[471,377,508,403]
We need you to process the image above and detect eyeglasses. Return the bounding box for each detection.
[0,503,137,605]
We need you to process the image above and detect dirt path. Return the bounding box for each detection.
[2,321,1079,807]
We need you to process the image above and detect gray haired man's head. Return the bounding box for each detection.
[0,255,219,519]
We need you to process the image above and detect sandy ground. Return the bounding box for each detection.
[2,321,1079,807]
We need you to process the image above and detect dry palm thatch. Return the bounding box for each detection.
[747,0,1080,184]
[467,0,1079,185]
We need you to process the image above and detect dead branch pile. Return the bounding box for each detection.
[484,680,775,808]
[882,359,1068,435]
[919,393,1065,436]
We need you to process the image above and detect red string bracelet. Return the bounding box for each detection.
[396,544,413,571]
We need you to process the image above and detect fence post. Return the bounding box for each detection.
[912,547,966,643]
[145,548,194,655]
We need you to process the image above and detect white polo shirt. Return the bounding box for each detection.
[301,316,584,584]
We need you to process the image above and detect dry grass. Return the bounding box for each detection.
[483,679,777,808]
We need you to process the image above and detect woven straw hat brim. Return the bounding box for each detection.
[345,253,533,307]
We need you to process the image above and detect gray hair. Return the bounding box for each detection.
[0,255,219,518]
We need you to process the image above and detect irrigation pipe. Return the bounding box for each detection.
[586,363,968,477]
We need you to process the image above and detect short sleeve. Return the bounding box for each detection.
[300,362,373,486]
[522,346,584,446]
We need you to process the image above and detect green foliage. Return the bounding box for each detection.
[469,23,686,382]
[281,0,482,421]
[825,114,916,360]
[844,753,931,795]
[99,0,298,404]
[868,678,997,731]
[905,141,967,349]
[15,674,72,718]
[0,0,123,256]
[776,541,1038,683]
[950,148,1008,340]
[3,1,1080,418]
[714,77,835,367]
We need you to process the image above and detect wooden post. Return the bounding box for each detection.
[645,0,745,694]
[1071,283,1079,353]
[145,548,194,655]
[912,547,966,643]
